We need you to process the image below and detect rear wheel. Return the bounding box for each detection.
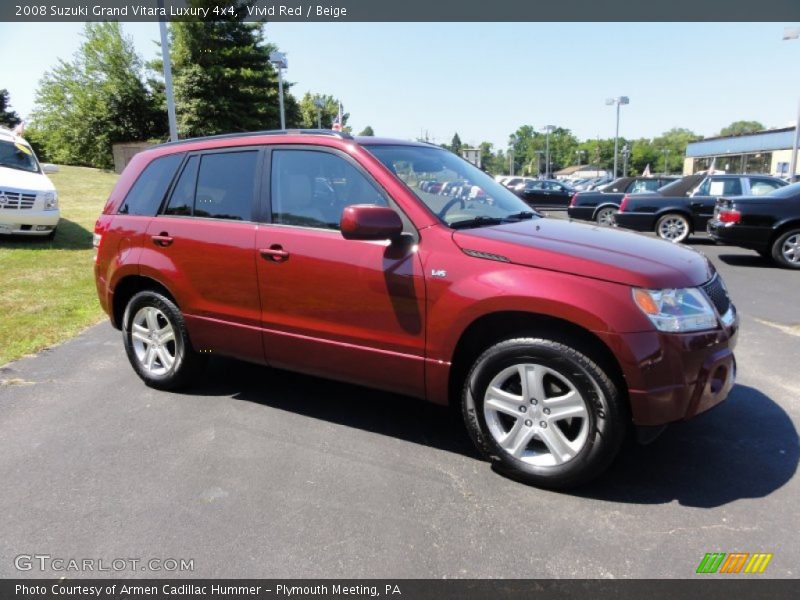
[122,291,205,390]
[461,337,626,489]
[656,213,691,243]
[771,229,800,269]
[595,206,617,226]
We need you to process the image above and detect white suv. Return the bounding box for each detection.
[0,127,60,237]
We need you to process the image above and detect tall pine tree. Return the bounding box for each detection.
[167,1,298,137]
[0,90,21,129]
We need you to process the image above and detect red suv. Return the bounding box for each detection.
[94,130,738,488]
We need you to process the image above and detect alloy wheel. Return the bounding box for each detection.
[483,363,590,467]
[657,215,689,242]
[781,233,800,265]
[130,306,177,376]
[596,207,616,226]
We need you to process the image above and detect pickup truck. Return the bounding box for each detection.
[567,176,678,225]
[614,173,787,243]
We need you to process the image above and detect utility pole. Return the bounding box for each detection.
[269,52,288,130]
[541,125,555,179]
[784,28,800,181]
[157,0,177,141]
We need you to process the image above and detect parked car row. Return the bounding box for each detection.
[567,169,799,268]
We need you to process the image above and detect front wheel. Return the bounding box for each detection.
[656,213,691,243]
[461,338,626,489]
[122,291,205,390]
[771,229,800,269]
[595,206,617,226]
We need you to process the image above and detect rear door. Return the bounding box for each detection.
[255,146,427,398]
[142,148,264,363]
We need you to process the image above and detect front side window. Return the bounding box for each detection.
[271,149,387,230]
[365,144,536,228]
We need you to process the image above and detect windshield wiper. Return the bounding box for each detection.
[503,211,537,221]
[449,216,505,229]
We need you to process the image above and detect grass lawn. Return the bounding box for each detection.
[0,165,119,366]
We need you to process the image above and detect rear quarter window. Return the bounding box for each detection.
[119,153,183,216]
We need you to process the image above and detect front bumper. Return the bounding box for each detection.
[600,311,739,426]
[0,209,60,235]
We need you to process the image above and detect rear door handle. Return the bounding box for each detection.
[151,233,174,247]
[259,245,290,262]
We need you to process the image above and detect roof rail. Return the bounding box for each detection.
[156,128,354,148]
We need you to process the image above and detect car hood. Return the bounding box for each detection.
[452,218,713,289]
[0,166,55,192]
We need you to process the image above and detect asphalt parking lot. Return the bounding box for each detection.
[0,228,798,579]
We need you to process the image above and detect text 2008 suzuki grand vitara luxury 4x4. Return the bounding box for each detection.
[94,130,737,488]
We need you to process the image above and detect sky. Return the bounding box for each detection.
[1,21,799,150]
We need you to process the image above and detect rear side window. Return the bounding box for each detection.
[749,178,784,196]
[195,151,258,221]
[162,151,258,221]
[119,153,182,215]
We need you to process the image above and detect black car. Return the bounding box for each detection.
[614,173,788,243]
[516,179,576,209]
[708,181,800,269]
[567,176,678,225]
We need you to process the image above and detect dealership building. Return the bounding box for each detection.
[683,126,799,177]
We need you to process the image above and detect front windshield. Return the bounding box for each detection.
[0,140,40,173]
[364,144,538,227]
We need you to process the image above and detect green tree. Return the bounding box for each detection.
[0,90,21,128]
[653,127,702,174]
[718,120,764,137]
[164,1,298,138]
[358,125,375,136]
[31,23,164,168]
[450,132,463,154]
[509,125,579,175]
[297,92,349,131]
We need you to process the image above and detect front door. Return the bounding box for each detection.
[255,147,427,398]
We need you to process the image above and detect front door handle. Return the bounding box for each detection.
[259,245,289,262]
[152,233,174,247]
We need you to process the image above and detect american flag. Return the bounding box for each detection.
[642,163,651,177]
[331,102,343,132]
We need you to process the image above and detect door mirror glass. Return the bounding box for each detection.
[340,205,403,241]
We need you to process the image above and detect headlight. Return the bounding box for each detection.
[42,191,58,210]
[632,287,718,332]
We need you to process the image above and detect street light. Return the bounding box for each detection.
[784,27,800,182]
[605,96,629,179]
[313,95,325,129]
[269,51,288,130]
[541,125,555,179]
[508,134,518,176]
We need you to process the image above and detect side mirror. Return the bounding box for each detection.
[42,164,59,174]
[340,204,403,241]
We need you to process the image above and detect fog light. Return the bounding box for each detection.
[35,225,52,231]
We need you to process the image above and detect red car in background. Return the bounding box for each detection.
[94,130,738,489]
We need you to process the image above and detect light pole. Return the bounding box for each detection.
[508,134,517,176]
[784,27,800,182]
[269,51,288,130]
[541,125,555,179]
[313,95,325,129]
[157,0,177,141]
[621,145,630,177]
[605,96,629,179]
[534,151,544,178]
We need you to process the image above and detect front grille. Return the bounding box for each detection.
[0,190,36,210]
[702,274,731,316]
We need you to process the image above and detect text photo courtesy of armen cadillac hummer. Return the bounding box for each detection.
[1,0,799,595]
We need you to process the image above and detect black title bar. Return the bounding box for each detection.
[4,0,800,22]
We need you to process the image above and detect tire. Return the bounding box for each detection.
[122,291,205,390]
[595,206,617,226]
[656,213,691,243]
[771,228,800,269]
[461,337,626,489]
